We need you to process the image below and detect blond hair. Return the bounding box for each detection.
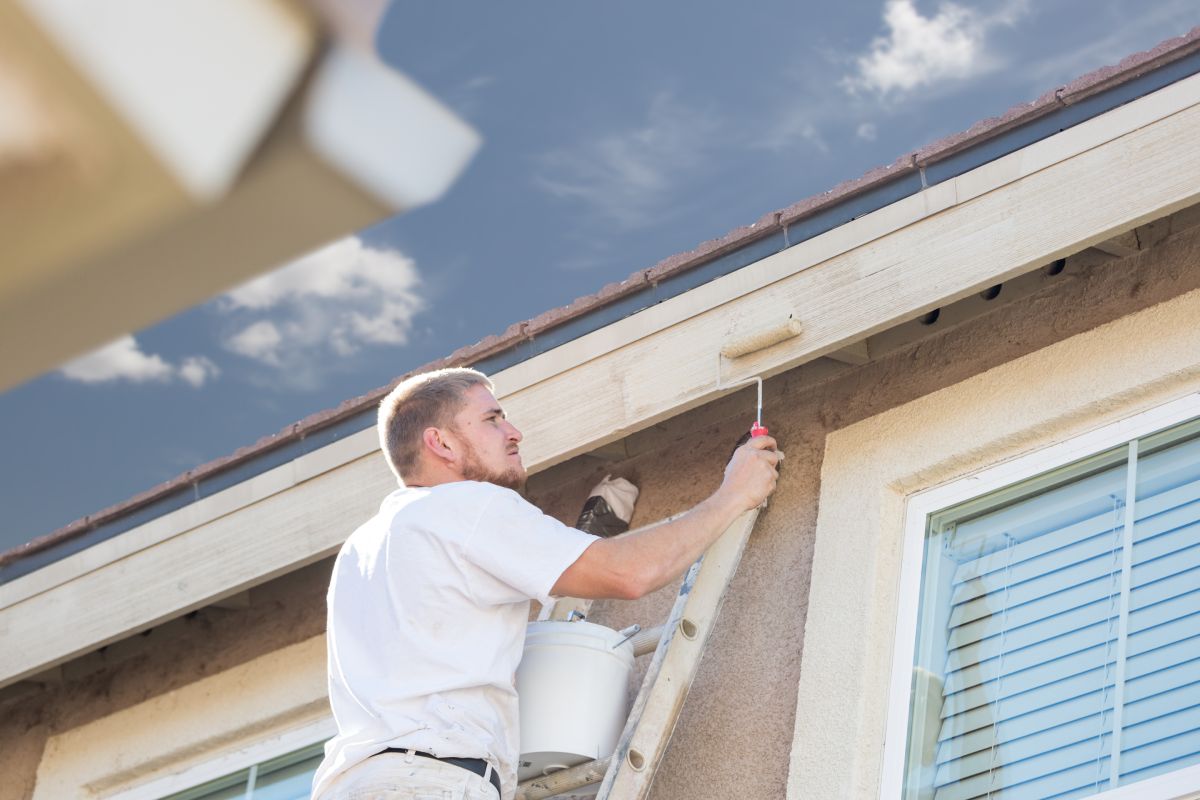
[377,367,493,482]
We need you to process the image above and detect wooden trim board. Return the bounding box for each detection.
[1,75,1198,688]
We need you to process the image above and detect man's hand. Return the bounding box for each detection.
[717,435,783,512]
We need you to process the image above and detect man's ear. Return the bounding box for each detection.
[422,426,455,465]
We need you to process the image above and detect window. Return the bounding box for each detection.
[162,744,324,800]
[894,414,1200,800]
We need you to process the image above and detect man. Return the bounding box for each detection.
[312,367,782,800]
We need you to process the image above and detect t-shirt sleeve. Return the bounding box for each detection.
[463,487,598,605]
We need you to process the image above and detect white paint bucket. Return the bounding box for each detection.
[516,620,634,788]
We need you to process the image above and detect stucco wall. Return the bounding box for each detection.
[2,217,1198,800]
[0,560,332,800]
[31,636,330,800]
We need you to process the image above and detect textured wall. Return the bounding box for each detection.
[2,218,1198,800]
[31,637,328,800]
[0,559,331,800]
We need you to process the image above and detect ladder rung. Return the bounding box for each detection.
[516,755,611,800]
[630,624,664,657]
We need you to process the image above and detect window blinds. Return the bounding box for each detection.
[909,431,1200,800]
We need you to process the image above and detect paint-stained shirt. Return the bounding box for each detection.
[312,481,598,800]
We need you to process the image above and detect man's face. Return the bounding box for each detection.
[448,384,526,491]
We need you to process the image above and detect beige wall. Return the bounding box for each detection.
[0,560,331,800]
[31,636,329,800]
[3,220,1199,799]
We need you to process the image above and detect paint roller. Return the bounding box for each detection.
[718,314,802,360]
[718,312,801,439]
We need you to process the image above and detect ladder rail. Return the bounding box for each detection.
[598,507,761,799]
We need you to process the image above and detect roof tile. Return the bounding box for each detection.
[1059,25,1200,105]
[777,154,917,227]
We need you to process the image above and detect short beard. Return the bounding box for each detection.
[459,439,526,492]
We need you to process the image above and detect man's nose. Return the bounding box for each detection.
[505,421,523,443]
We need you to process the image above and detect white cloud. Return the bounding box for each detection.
[226,321,283,366]
[843,0,1029,97]
[224,237,418,310]
[856,122,879,142]
[59,335,216,387]
[755,113,830,154]
[534,92,720,229]
[219,236,423,382]
[178,356,220,387]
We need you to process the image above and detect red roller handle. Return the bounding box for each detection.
[750,422,768,438]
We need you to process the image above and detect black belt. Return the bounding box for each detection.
[376,748,501,795]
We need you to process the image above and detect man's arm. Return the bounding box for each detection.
[550,435,782,600]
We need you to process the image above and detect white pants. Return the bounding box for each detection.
[318,752,501,800]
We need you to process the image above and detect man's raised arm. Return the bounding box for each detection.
[550,435,783,600]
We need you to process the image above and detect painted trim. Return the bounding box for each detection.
[106,718,333,800]
[879,393,1200,799]
[0,427,380,609]
[498,68,1200,400]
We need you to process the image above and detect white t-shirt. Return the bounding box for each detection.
[311,481,598,800]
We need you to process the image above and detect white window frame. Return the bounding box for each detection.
[106,716,334,800]
[880,391,1200,800]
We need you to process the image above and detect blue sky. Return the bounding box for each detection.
[1,0,1196,550]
